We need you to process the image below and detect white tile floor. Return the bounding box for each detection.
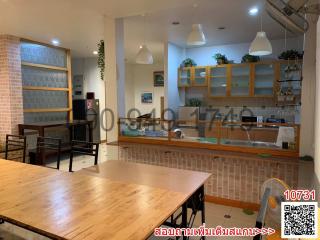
[0,144,313,239]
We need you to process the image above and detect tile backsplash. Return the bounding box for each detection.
[183,87,301,123]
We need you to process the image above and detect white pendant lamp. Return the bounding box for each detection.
[249,13,272,56]
[187,24,206,46]
[136,45,153,64]
[249,31,272,56]
[136,14,153,64]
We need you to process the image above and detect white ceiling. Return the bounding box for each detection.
[0,0,300,60]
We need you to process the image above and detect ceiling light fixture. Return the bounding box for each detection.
[93,51,98,55]
[187,24,206,46]
[249,7,259,16]
[136,45,153,64]
[136,14,153,64]
[249,12,272,56]
[51,39,60,46]
[187,3,206,46]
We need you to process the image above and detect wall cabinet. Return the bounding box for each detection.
[193,67,208,86]
[253,63,275,97]
[178,67,208,87]
[230,64,250,97]
[178,67,192,87]
[178,61,295,98]
[208,66,228,97]
[177,61,301,99]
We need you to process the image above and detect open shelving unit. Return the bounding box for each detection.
[20,38,73,122]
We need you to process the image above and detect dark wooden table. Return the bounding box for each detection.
[18,120,94,165]
[18,120,93,143]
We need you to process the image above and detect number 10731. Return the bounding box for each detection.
[284,190,316,201]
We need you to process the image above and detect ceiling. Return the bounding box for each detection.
[0,0,301,60]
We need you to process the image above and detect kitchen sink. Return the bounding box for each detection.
[223,140,279,149]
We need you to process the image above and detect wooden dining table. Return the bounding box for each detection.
[0,159,210,240]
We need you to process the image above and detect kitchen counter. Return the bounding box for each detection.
[118,141,299,206]
[119,118,300,158]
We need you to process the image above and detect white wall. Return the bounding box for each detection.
[125,63,164,118]
[186,37,304,66]
[72,57,106,141]
[166,42,186,116]
[314,17,320,192]
[301,15,317,158]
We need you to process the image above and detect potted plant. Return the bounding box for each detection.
[278,50,303,60]
[186,98,202,107]
[241,54,260,63]
[181,58,197,67]
[213,53,229,65]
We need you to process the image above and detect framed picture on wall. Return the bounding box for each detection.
[141,92,153,104]
[153,71,164,87]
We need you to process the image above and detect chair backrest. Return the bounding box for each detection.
[5,134,27,163]
[37,137,62,169]
[70,140,99,157]
[69,140,99,172]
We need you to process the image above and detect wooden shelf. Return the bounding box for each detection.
[232,74,250,77]
[254,86,273,89]
[255,73,274,76]
[23,86,69,91]
[210,75,226,78]
[21,62,68,72]
[24,108,71,113]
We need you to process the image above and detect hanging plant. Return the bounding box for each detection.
[278,50,303,60]
[97,40,105,81]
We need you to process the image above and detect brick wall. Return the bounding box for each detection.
[119,143,299,204]
[0,35,23,145]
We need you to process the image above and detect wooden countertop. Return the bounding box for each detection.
[115,141,300,163]
[0,159,210,240]
[18,120,92,128]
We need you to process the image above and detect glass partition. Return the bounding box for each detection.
[118,118,300,155]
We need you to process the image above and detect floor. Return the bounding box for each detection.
[0,144,314,240]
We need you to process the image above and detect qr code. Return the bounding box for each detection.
[281,202,318,238]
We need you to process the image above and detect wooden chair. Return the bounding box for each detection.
[5,134,27,163]
[69,140,99,172]
[37,136,62,170]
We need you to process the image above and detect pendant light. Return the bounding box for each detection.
[187,3,206,46]
[187,24,206,46]
[249,13,272,56]
[136,14,153,64]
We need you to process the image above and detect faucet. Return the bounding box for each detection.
[242,126,252,145]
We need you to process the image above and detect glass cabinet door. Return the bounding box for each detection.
[178,68,192,87]
[231,65,250,96]
[209,67,227,97]
[279,62,302,96]
[254,63,275,96]
[193,67,207,86]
